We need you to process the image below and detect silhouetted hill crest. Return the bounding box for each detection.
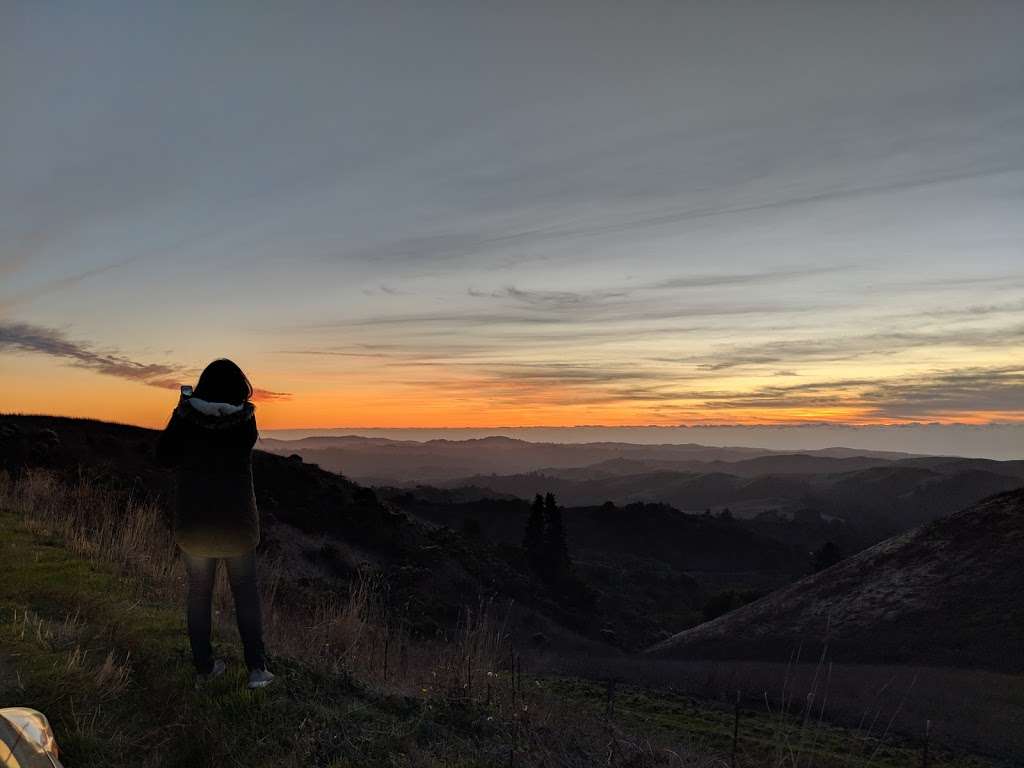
[647,486,1024,671]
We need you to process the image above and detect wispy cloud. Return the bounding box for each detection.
[862,365,1024,419]
[361,283,413,296]
[464,267,841,311]
[468,285,630,309]
[375,355,1024,422]
[274,342,497,362]
[0,257,142,313]
[330,166,1021,272]
[675,324,1024,371]
[397,372,688,408]
[0,320,184,388]
[327,299,823,335]
[1,320,292,399]
[252,389,293,401]
[641,266,850,291]
[687,365,1024,421]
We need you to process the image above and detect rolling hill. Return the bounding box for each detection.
[0,415,599,649]
[2,414,771,650]
[258,434,1023,539]
[434,460,1024,536]
[646,486,1024,672]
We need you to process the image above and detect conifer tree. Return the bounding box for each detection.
[542,491,570,579]
[522,493,545,564]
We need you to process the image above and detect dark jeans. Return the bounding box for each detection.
[181,548,267,673]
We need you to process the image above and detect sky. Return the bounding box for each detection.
[3,1,1024,439]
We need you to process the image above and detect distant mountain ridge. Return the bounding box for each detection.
[259,434,1024,540]
[256,433,923,487]
[433,460,1023,531]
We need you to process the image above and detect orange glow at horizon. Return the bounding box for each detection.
[6,354,1024,430]
[7,377,1021,431]
[8,401,1021,431]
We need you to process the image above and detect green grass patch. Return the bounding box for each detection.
[543,676,998,768]
[0,502,1008,768]
[0,507,421,767]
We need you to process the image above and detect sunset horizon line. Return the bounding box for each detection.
[7,411,1024,431]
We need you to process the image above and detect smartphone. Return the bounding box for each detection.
[180,385,193,397]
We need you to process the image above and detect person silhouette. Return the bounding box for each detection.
[155,358,274,689]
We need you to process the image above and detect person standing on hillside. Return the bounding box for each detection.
[155,358,275,690]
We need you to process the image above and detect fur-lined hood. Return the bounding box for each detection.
[174,395,255,430]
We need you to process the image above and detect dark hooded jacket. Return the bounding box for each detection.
[155,394,260,557]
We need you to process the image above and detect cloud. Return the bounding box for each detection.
[468,285,630,309]
[565,164,1023,241]
[0,320,292,399]
[379,354,1024,421]
[0,321,184,388]
[640,266,850,291]
[252,388,292,402]
[361,283,412,296]
[0,256,146,313]
[464,268,840,311]
[326,299,823,337]
[275,341,508,364]
[687,365,1024,420]
[681,324,1024,371]
[275,348,404,359]
[396,360,714,409]
[476,362,677,386]
[292,268,844,361]
[397,375,683,408]
[861,365,1024,419]
[329,164,1021,273]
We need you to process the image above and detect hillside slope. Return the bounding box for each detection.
[0,415,646,649]
[647,487,1024,672]
[4,488,993,768]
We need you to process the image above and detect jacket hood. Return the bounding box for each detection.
[175,395,255,430]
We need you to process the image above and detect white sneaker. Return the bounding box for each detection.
[194,658,226,689]
[247,668,275,689]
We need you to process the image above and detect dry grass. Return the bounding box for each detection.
[0,468,1002,767]
[546,650,1023,759]
[1,468,727,766]
[6,606,133,703]
[0,469,521,703]
[5,468,180,591]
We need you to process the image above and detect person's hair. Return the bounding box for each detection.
[192,358,253,406]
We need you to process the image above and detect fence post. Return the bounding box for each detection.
[731,690,741,768]
[606,678,617,718]
[922,719,930,768]
[510,645,517,710]
[510,646,519,768]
